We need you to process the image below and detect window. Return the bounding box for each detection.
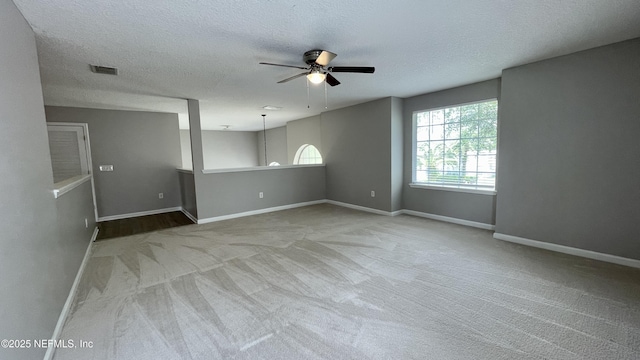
[47,124,91,183]
[293,144,323,164]
[268,162,280,166]
[413,99,498,192]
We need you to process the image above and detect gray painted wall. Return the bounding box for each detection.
[185,101,325,221]
[55,180,97,288]
[210,130,258,169]
[178,171,197,218]
[196,166,326,219]
[496,38,640,259]
[181,129,259,169]
[321,98,394,212]
[188,99,209,220]
[402,79,500,224]
[286,115,322,164]
[258,126,288,166]
[0,3,95,359]
[46,106,182,218]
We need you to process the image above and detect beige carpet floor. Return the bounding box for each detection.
[54,204,640,359]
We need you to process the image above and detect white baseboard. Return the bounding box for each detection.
[180,208,198,224]
[44,227,98,360]
[90,226,99,242]
[97,206,182,222]
[402,209,495,230]
[197,200,327,224]
[493,233,640,269]
[97,203,489,234]
[326,200,401,217]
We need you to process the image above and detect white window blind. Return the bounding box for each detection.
[47,125,90,184]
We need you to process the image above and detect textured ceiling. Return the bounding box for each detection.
[13,0,640,130]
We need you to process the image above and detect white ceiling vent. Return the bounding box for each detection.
[89,65,118,75]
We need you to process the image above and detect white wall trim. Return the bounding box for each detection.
[181,208,198,224]
[402,209,495,230]
[197,200,327,224]
[44,227,98,360]
[97,207,182,222]
[493,233,640,269]
[197,200,405,224]
[90,226,99,242]
[96,203,493,234]
[52,174,92,199]
[326,200,401,217]
[202,164,325,174]
[408,182,496,196]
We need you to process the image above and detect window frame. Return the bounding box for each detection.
[411,99,498,195]
[293,144,323,165]
[47,124,90,183]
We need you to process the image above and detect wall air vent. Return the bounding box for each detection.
[89,65,118,75]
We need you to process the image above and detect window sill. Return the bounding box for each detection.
[53,174,92,199]
[409,183,496,195]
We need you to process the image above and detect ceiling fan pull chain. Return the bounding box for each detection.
[307,77,310,109]
[324,80,328,109]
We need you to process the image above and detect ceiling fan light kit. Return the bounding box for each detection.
[307,70,326,84]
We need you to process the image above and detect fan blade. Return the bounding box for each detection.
[328,66,375,73]
[259,62,308,70]
[326,73,340,86]
[315,51,337,66]
[277,72,307,84]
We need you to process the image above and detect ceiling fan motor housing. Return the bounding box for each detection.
[303,50,324,65]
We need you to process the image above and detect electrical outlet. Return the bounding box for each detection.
[371,190,376,197]
[259,192,264,199]
[159,193,164,199]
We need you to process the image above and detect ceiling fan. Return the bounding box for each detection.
[259,50,375,86]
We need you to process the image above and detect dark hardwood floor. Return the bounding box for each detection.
[96,211,194,241]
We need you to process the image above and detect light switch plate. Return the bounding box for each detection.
[99,165,114,171]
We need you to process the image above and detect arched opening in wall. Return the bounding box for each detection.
[293,144,323,165]
[268,162,280,166]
